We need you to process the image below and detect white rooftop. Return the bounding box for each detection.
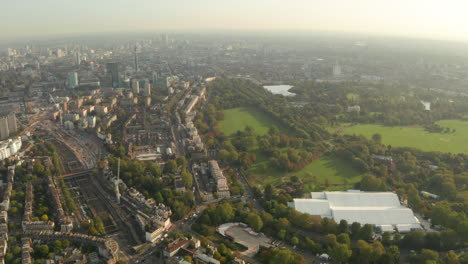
[289,190,421,232]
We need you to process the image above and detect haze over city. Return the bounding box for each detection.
[3,0,468,41]
[1,1,468,264]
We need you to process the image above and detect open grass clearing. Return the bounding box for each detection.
[246,155,364,189]
[220,107,291,136]
[342,120,468,154]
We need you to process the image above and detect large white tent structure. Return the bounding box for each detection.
[288,190,422,233]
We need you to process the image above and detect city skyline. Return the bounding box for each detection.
[2,0,468,42]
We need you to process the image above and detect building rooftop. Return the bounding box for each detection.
[289,190,421,232]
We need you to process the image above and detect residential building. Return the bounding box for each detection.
[0,137,22,160]
[208,160,230,198]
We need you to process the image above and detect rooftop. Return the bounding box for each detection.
[289,190,421,231]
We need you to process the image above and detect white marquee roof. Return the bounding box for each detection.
[289,191,421,229]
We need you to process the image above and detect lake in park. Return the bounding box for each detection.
[263,85,295,96]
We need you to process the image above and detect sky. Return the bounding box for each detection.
[2,0,468,42]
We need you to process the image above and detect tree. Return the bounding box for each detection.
[322,217,338,234]
[277,229,287,240]
[358,224,374,241]
[338,219,349,234]
[382,231,392,246]
[355,240,373,264]
[52,240,63,253]
[269,126,279,135]
[264,184,276,200]
[183,256,193,263]
[331,243,352,264]
[217,243,232,260]
[245,213,263,231]
[419,249,439,264]
[176,156,188,168]
[387,245,400,264]
[407,184,421,209]
[402,230,425,250]
[94,216,105,235]
[163,160,177,174]
[370,241,385,262]
[276,218,290,230]
[351,222,361,239]
[181,170,193,189]
[324,234,338,247]
[459,252,468,264]
[34,244,49,258]
[215,203,235,224]
[40,214,48,222]
[441,229,459,249]
[372,133,382,144]
[360,174,386,191]
[425,232,441,250]
[228,150,238,162]
[290,236,299,246]
[444,251,460,264]
[457,220,468,241]
[219,149,230,162]
[12,245,21,256]
[393,232,402,245]
[337,233,350,246]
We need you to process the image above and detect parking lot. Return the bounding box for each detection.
[225,225,272,257]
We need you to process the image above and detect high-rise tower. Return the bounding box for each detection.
[67,72,78,88]
[115,158,121,204]
[133,46,139,72]
[106,62,120,88]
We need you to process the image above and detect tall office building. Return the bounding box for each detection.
[0,113,16,140]
[0,118,9,140]
[67,72,78,88]
[152,71,158,85]
[132,79,140,94]
[76,53,81,65]
[107,62,120,88]
[133,46,139,72]
[56,49,64,58]
[143,83,151,96]
[7,114,17,134]
[333,62,341,77]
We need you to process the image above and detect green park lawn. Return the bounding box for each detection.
[346,93,360,101]
[246,154,364,188]
[220,107,364,189]
[220,107,290,136]
[343,120,468,154]
[294,156,364,184]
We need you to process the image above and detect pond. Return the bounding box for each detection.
[263,85,295,96]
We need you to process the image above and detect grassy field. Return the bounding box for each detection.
[346,93,360,101]
[220,107,290,136]
[246,154,364,188]
[246,149,288,187]
[294,156,364,184]
[343,120,468,154]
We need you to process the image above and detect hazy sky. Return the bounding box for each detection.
[2,0,468,41]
